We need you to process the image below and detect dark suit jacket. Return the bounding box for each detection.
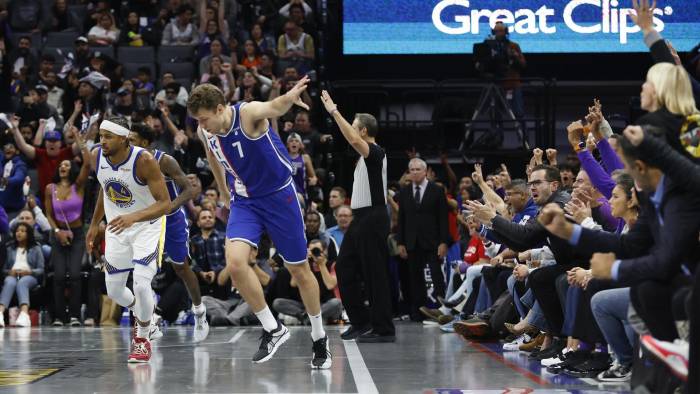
[576,177,700,284]
[397,181,450,252]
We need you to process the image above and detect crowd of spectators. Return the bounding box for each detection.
[0,0,699,392]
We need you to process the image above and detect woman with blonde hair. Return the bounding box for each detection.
[638,62,700,157]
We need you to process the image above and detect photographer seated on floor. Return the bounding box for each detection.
[272,239,342,325]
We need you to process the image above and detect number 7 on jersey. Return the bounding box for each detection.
[232,141,244,158]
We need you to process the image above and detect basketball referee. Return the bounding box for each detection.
[321,90,396,342]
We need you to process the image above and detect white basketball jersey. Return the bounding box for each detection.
[96,146,157,222]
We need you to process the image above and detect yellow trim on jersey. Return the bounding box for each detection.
[156,216,166,269]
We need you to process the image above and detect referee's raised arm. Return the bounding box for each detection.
[320,90,370,158]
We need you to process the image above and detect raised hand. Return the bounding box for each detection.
[286,75,310,110]
[320,89,337,114]
[566,121,584,148]
[623,125,645,146]
[630,0,656,33]
[545,148,557,165]
[532,148,544,165]
[471,163,484,185]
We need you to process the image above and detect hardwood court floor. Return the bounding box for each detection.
[0,323,631,393]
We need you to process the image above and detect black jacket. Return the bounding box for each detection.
[397,181,450,251]
[638,133,700,194]
[576,176,700,284]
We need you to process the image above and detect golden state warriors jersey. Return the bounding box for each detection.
[96,146,157,222]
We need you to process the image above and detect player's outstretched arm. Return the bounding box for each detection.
[240,75,310,122]
[160,154,194,212]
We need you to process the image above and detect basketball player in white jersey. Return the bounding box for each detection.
[128,123,209,343]
[86,116,171,363]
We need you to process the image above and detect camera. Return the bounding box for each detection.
[311,247,322,257]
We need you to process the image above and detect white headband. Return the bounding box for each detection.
[99,120,130,137]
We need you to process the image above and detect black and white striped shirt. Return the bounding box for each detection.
[351,143,387,209]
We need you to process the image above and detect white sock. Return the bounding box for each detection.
[255,306,278,332]
[438,306,451,315]
[308,312,325,341]
[136,323,149,339]
[192,303,206,316]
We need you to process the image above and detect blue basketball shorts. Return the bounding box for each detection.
[226,182,307,264]
[163,208,190,264]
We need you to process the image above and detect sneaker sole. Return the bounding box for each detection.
[642,339,688,380]
[596,373,631,382]
[127,357,150,363]
[193,323,210,343]
[311,356,332,370]
[252,329,290,364]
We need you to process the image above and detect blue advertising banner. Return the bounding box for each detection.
[343,0,700,54]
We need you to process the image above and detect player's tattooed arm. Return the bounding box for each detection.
[160,154,194,212]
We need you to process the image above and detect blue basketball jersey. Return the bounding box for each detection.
[202,103,293,198]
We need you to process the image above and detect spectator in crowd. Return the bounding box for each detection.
[203,248,270,326]
[72,36,91,71]
[232,69,271,103]
[10,202,52,248]
[285,3,317,39]
[277,21,314,74]
[286,132,317,199]
[304,211,331,251]
[36,55,55,87]
[162,5,199,46]
[44,72,64,115]
[158,83,188,128]
[7,36,38,83]
[272,239,342,324]
[197,1,229,59]
[45,146,90,327]
[0,223,44,327]
[155,72,190,107]
[7,0,47,33]
[49,0,69,32]
[134,67,155,107]
[190,209,228,297]
[200,57,235,98]
[240,40,262,69]
[0,141,28,217]
[324,186,347,228]
[198,38,232,77]
[279,0,314,18]
[396,158,450,322]
[88,12,120,46]
[34,85,62,126]
[119,11,146,47]
[250,23,276,56]
[327,205,352,252]
[9,115,79,202]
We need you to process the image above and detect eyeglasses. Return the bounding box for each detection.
[527,180,550,187]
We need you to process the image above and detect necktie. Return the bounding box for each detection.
[414,185,421,205]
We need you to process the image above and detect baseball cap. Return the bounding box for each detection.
[117,87,130,96]
[44,130,62,141]
[35,84,49,93]
[287,132,302,143]
[75,36,88,44]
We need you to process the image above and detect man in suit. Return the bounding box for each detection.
[397,158,451,321]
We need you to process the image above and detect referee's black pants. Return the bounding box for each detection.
[336,206,395,336]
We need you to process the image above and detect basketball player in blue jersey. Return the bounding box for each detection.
[187,77,331,368]
[128,124,209,343]
[86,116,172,363]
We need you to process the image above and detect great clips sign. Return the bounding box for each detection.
[343,0,699,54]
